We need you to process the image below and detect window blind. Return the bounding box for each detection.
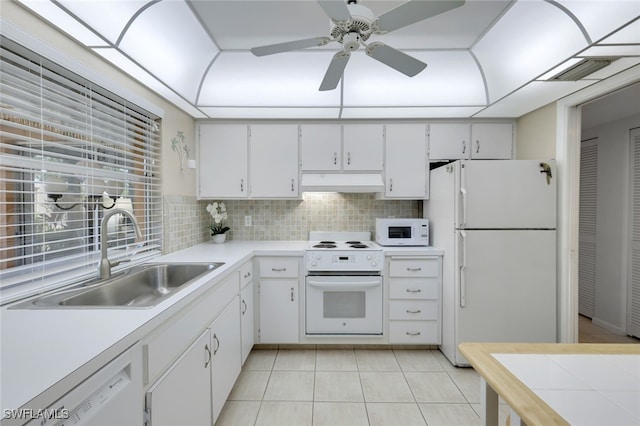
[0,38,162,304]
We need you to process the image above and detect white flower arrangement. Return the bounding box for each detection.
[206,201,230,235]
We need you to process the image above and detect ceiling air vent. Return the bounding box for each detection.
[549,58,613,81]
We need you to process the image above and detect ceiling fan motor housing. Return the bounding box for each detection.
[330,3,375,44]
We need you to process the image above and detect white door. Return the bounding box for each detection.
[250,124,299,198]
[146,330,212,426]
[384,123,428,198]
[198,124,248,198]
[429,123,470,160]
[470,123,513,159]
[455,230,557,363]
[211,297,242,423]
[259,280,299,343]
[579,138,598,318]
[300,124,342,171]
[628,128,640,338]
[240,281,254,364]
[343,123,384,171]
[458,160,557,229]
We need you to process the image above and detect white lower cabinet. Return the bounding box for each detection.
[240,261,255,364]
[145,330,212,426]
[258,257,300,343]
[387,256,442,344]
[210,295,242,422]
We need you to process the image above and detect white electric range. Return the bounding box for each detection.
[304,232,383,336]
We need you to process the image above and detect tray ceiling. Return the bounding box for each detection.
[14,0,640,119]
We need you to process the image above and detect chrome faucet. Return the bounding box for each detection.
[98,208,143,279]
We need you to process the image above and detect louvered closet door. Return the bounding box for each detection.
[628,128,640,338]
[579,138,598,318]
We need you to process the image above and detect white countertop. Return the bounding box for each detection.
[0,240,441,417]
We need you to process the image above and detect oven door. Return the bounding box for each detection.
[305,275,383,335]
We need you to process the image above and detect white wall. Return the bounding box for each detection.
[580,114,639,333]
[515,103,557,160]
[2,2,197,198]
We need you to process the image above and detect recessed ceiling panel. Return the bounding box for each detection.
[56,0,148,44]
[119,1,218,102]
[473,0,588,103]
[94,48,206,118]
[199,52,341,107]
[597,19,640,44]
[555,0,640,42]
[341,106,483,119]
[579,45,640,57]
[16,0,108,46]
[474,80,594,117]
[342,51,485,107]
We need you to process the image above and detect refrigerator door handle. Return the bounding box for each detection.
[460,187,467,228]
[459,231,467,308]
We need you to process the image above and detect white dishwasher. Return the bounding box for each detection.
[26,343,143,426]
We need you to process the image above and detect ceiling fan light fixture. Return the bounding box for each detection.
[342,32,361,51]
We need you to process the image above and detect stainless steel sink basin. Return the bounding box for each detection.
[12,263,223,309]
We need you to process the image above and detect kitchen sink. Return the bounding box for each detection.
[12,263,223,309]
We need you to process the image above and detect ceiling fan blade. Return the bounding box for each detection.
[319,51,350,91]
[375,0,465,33]
[365,42,426,77]
[317,0,352,22]
[251,37,331,57]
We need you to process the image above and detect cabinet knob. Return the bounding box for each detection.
[291,178,295,192]
[389,178,393,192]
[347,152,351,166]
[462,140,466,154]
[290,287,294,302]
[333,152,337,165]
[476,139,480,154]
[240,178,244,192]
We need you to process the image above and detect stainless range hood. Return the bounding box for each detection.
[301,173,385,193]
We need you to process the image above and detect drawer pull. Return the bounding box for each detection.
[272,267,287,272]
[242,299,247,315]
[406,309,422,314]
[406,331,421,336]
[243,272,251,278]
[406,267,422,272]
[406,289,422,293]
[204,344,212,368]
[290,287,294,302]
[213,334,220,355]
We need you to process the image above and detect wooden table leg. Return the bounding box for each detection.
[480,377,499,426]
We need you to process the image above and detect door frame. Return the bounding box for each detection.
[555,64,640,342]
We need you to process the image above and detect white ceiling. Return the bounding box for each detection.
[15,0,640,119]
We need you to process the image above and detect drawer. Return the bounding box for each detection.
[389,321,440,344]
[144,272,239,385]
[259,257,299,278]
[389,259,439,277]
[389,300,438,320]
[240,260,253,289]
[389,278,439,299]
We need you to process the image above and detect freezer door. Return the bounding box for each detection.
[454,230,556,365]
[457,160,556,229]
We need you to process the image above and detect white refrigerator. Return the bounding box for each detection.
[425,160,557,366]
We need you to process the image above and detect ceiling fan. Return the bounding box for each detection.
[250,0,465,91]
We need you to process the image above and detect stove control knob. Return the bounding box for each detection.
[315,254,322,260]
[367,255,372,260]
[371,261,377,267]
[311,261,317,267]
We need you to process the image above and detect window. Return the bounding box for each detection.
[0,38,162,304]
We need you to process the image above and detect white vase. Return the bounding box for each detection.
[212,233,227,244]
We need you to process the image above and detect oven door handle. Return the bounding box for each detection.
[307,281,381,289]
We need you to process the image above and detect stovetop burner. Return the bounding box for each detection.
[313,243,337,248]
[349,244,369,249]
[346,241,361,244]
[320,240,335,244]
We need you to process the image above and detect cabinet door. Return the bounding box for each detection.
[211,296,242,423]
[250,124,299,198]
[146,330,212,426]
[259,280,299,343]
[343,123,383,171]
[384,124,428,198]
[428,123,470,160]
[470,123,513,159]
[198,124,248,198]
[300,124,342,171]
[240,281,254,364]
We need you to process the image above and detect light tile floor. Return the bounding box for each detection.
[215,348,511,426]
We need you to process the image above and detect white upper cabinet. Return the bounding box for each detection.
[198,123,248,199]
[300,124,342,171]
[249,124,300,199]
[429,123,470,161]
[343,123,384,171]
[383,124,429,199]
[469,123,513,159]
[429,123,513,160]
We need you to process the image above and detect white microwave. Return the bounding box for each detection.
[375,218,429,246]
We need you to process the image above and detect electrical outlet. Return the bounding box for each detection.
[245,216,252,227]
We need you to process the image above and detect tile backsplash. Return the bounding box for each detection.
[164,194,421,253]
